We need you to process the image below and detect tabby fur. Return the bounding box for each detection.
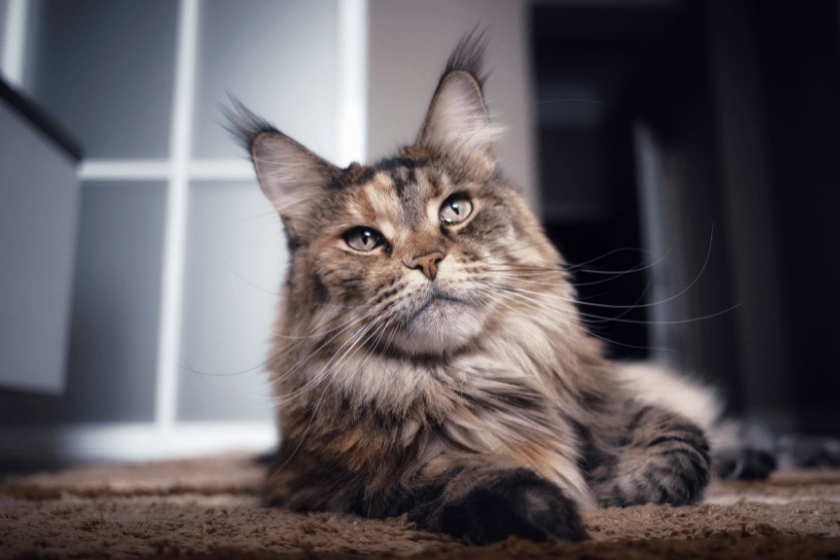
[228,35,711,544]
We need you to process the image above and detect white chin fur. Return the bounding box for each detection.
[396,299,486,355]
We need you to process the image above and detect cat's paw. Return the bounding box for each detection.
[618,422,712,506]
[438,470,587,545]
[715,447,777,480]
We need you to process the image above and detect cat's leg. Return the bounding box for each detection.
[265,444,587,544]
[396,463,588,545]
[615,362,778,481]
[593,403,711,507]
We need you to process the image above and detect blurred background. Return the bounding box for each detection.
[1,0,839,470]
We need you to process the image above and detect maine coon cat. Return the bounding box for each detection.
[229,36,715,544]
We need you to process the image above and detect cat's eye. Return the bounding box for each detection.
[343,227,385,252]
[439,194,473,225]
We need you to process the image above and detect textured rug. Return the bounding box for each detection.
[2,452,840,559]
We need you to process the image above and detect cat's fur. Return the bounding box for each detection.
[229,36,713,544]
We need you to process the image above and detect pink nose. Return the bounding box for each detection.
[404,250,446,280]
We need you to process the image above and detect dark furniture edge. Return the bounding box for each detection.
[0,77,83,161]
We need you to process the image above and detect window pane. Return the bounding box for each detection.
[193,0,337,161]
[178,181,285,422]
[0,182,166,424]
[29,0,177,158]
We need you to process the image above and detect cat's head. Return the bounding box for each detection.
[229,37,564,358]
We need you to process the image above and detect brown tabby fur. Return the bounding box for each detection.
[228,35,711,544]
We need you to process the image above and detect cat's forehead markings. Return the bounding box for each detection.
[425,168,445,199]
[395,166,439,229]
[422,170,452,223]
[359,172,401,236]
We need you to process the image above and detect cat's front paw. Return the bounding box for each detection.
[438,470,587,545]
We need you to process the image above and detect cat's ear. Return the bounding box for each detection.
[226,101,339,240]
[250,131,338,214]
[416,71,496,171]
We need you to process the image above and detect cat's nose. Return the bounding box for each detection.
[404,249,446,280]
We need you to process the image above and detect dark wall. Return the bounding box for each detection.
[752,1,840,433]
[532,0,840,432]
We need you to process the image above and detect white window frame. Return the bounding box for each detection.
[0,0,367,463]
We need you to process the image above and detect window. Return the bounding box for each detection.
[0,0,367,463]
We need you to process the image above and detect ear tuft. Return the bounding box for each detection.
[415,32,497,170]
[224,99,340,240]
[223,96,280,155]
[440,29,488,93]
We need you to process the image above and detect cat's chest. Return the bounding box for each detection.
[326,341,554,416]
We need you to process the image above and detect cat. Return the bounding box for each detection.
[228,35,717,545]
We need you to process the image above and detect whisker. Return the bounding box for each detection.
[272,301,401,402]
[265,310,380,391]
[493,283,741,327]
[477,285,675,356]
[264,283,408,387]
[479,225,716,312]
[561,242,671,273]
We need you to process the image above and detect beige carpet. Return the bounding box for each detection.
[2,453,840,559]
